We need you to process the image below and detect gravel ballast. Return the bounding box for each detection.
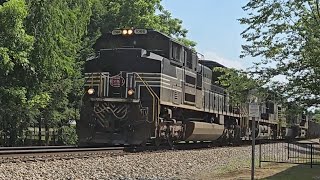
[0,145,264,180]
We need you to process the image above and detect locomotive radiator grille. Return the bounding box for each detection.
[93,102,129,121]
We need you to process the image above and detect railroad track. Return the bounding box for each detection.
[0,142,244,163]
[0,146,125,164]
[0,138,304,163]
[0,139,277,156]
[0,146,124,155]
[0,145,75,152]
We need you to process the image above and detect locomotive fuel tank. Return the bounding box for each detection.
[284,128,293,138]
[184,121,224,141]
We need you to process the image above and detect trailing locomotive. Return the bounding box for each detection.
[77,28,312,146]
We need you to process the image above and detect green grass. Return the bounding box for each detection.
[196,153,320,180]
[263,164,320,180]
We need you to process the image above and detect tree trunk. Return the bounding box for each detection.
[9,120,17,146]
[45,120,49,145]
[38,118,42,145]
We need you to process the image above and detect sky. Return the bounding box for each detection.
[161,0,251,69]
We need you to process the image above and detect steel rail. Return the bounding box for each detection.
[0,147,124,156]
[0,146,75,151]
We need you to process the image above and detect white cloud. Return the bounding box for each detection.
[202,51,245,70]
[270,75,288,83]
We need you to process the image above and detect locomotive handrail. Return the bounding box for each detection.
[133,72,160,117]
[99,73,103,97]
[133,72,160,138]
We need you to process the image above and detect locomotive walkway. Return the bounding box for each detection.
[297,138,320,144]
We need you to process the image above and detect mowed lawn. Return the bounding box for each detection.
[205,163,320,180]
[263,164,320,180]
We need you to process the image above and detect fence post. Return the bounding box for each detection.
[259,142,262,167]
[287,142,290,160]
[311,144,313,168]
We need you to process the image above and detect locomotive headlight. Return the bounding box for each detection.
[122,29,128,35]
[127,29,133,35]
[87,88,95,95]
[128,89,134,96]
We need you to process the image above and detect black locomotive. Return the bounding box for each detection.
[77,28,311,146]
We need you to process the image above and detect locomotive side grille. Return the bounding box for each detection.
[173,91,179,100]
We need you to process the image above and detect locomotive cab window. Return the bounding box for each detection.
[185,93,196,102]
[186,75,196,85]
[184,50,188,66]
[192,52,197,71]
[171,42,182,62]
[186,56,192,69]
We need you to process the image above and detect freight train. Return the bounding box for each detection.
[77,28,319,146]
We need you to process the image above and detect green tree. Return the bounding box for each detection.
[214,67,265,105]
[0,0,35,146]
[311,109,320,122]
[25,0,92,145]
[240,0,320,107]
[93,0,192,38]
[0,0,196,146]
[82,0,196,58]
[155,9,197,48]
[0,0,6,5]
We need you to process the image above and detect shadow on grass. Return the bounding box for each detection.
[262,164,320,180]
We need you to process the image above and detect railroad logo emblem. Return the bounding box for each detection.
[110,75,125,87]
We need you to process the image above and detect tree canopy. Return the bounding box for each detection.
[84,0,196,55]
[0,0,35,145]
[311,109,320,122]
[240,0,320,107]
[214,67,265,105]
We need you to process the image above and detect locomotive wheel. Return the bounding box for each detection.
[167,139,174,149]
[166,135,174,149]
[140,140,147,147]
[154,138,162,147]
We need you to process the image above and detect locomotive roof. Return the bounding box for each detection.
[146,29,195,51]
[199,60,226,69]
[94,29,195,52]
